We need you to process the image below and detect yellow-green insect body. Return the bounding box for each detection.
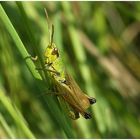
[43,9,96,119]
[44,35,96,119]
[54,71,95,119]
[44,42,65,82]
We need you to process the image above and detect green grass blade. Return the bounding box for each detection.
[0,4,75,138]
[0,88,35,138]
[0,4,41,80]
[0,113,15,138]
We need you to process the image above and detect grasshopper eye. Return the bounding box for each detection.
[51,48,59,57]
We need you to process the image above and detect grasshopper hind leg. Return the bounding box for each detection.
[84,112,92,119]
[69,111,80,120]
[88,97,96,105]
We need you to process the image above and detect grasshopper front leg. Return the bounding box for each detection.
[26,55,59,74]
[25,55,38,61]
[36,67,60,75]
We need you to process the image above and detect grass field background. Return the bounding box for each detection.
[0,1,140,138]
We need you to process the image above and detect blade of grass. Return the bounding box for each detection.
[0,4,75,138]
[0,4,41,81]
[0,113,15,138]
[15,3,75,138]
[16,2,45,71]
[0,87,35,138]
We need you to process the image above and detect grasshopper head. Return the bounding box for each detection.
[44,16,58,65]
[44,43,59,65]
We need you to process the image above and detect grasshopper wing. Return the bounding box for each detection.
[58,96,80,120]
[64,71,91,110]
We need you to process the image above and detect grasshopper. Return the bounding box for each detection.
[43,9,96,119]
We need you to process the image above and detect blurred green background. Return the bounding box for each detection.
[0,1,140,138]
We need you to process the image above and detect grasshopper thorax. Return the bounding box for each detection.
[44,43,59,65]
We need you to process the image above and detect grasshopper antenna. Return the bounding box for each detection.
[44,8,54,46]
[51,24,54,45]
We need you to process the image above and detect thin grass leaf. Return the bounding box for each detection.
[0,88,35,138]
[0,4,41,80]
[0,4,75,138]
[0,113,15,138]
